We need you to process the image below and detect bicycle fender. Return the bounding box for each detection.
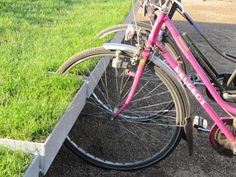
[103,42,192,154]
[150,56,192,155]
[97,24,137,39]
[97,22,151,39]
[103,43,138,54]
[151,57,192,155]
[150,57,191,119]
[103,43,190,123]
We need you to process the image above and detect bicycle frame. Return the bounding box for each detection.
[114,11,236,146]
[156,13,236,144]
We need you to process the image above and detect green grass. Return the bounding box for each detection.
[0,146,32,177]
[0,0,132,141]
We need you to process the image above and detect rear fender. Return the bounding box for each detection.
[97,22,151,39]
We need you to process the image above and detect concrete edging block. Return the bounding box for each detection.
[0,1,140,175]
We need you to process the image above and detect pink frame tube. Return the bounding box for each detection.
[151,13,236,143]
[113,10,236,144]
[113,48,151,117]
[165,17,236,115]
[113,14,166,117]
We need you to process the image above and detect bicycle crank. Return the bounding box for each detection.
[209,118,236,157]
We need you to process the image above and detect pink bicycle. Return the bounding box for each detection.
[58,0,236,170]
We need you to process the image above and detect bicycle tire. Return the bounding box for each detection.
[58,47,186,170]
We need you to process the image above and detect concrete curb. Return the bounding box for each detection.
[23,155,40,177]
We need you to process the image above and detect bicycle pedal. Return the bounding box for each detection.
[193,116,208,129]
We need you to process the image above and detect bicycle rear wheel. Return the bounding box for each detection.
[58,47,185,170]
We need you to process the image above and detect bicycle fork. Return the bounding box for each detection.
[113,11,165,118]
[113,47,151,118]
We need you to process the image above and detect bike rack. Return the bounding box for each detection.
[0,1,140,176]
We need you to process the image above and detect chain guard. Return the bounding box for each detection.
[209,118,235,157]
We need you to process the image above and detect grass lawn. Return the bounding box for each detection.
[0,0,132,141]
[0,146,32,177]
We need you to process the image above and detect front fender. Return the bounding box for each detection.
[103,42,190,120]
[150,55,191,118]
[103,43,138,54]
[103,42,192,154]
[150,55,192,154]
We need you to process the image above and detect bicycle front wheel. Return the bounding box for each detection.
[58,47,185,170]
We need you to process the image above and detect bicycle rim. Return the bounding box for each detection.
[59,47,184,170]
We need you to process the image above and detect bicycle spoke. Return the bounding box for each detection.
[84,65,111,107]
[123,109,176,114]
[62,48,183,169]
[119,119,181,128]
[119,123,151,155]
[102,58,110,106]
[129,100,173,111]
[130,91,170,103]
